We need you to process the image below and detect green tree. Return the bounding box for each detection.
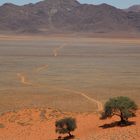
[101,96,138,124]
[55,117,77,137]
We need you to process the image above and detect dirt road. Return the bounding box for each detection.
[16,43,103,112]
[53,44,66,57]
[56,87,103,112]
[35,65,48,73]
[17,73,32,86]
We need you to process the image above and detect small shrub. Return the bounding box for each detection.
[55,117,77,137]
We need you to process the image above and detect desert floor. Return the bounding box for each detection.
[0,35,140,113]
[0,35,140,139]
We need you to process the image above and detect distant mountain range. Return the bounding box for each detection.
[0,0,140,34]
[125,5,140,12]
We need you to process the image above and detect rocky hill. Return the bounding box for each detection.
[126,5,140,12]
[0,0,140,34]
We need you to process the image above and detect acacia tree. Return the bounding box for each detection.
[55,117,77,137]
[101,96,138,124]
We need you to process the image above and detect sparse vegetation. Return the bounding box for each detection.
[55,117,77,138]
[101,96,138,124]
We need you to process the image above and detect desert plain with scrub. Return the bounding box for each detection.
[0,35,140,139]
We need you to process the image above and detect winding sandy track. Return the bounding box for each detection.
[79,93,103,112]
[16,43,103,112]
[17,73,33,86]
[17,65,48,86]
[35,65,48,73]
[53,44,66,57]
[55,87,103,112]
[17,72,103,112]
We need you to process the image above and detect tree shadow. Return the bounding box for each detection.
[56,135,75,140]
[99,121,136,129]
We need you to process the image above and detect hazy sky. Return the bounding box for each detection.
[0,0,140,8]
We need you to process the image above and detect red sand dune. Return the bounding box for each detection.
[0,108,140,140]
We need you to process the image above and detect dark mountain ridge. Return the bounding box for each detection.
[0,0,140,34]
